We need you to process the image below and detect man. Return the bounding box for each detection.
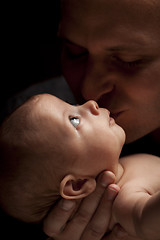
[43,0,160,239]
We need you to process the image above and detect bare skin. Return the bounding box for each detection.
[43,0,160,239]
[0,93,159,240]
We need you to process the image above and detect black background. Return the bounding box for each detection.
[1,1,62,239]
[1,1,62,121]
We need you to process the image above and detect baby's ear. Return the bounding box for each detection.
[60,174,96,199]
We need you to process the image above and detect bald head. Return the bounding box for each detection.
[61,0,160,33]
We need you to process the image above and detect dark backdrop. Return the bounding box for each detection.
[1,1,61,122]
[0,2,62,238]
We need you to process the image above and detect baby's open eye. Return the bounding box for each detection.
[69,117,80,128]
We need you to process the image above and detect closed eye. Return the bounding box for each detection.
[62,40,88,60]
[114,56,143,68]
[69,117,80,128]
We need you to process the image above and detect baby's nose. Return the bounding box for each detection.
[83,100,99,115]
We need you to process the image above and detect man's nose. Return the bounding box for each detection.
[82,100,100,115]
[81,58,115,101]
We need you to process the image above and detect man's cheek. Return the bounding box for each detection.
[62,63,85,102]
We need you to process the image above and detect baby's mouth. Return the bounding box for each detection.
[109,116,115,126]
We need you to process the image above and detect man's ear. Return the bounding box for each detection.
[60,174,96,199]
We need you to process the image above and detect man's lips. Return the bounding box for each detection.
[110,111,123,119]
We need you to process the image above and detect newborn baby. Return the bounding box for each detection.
[0,94,159,239]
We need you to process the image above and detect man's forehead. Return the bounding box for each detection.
[61,0,159,7]
[60,0,160,42]
[61,0,160,19]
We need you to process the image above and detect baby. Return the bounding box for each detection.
[0,94,159,239]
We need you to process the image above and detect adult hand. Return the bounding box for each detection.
[43,171,123,240]
[102,231,141,240]
[101,225,128,240]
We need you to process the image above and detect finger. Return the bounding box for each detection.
[43,199,76,237]
[59,171,116,240]
[81,184,120,240]
[102,224,128,240]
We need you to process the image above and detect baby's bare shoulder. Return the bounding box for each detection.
[120,153,160,169]
[119,154,160,193]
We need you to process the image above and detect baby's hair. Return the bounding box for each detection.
[0,96,66,223]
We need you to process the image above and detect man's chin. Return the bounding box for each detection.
[125,129,152,144]
[123,127,146,144]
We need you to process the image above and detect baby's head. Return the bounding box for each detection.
[0,94,125,223]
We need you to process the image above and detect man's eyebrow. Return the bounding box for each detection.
[63,39,74,45]
[59,37,86,48]
[108,37,151,52]
[108,43,145,52]
[59,36,149,53]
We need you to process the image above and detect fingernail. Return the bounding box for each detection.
[100,171,114,187]
[107,185,119,200]
[60,199,75,211]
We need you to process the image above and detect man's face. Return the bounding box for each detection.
[59,0,160,143]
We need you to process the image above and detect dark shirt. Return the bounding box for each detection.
[121,134,160,157]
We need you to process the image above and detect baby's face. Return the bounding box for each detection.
[36,94,125,178]
[0,94,125,223]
